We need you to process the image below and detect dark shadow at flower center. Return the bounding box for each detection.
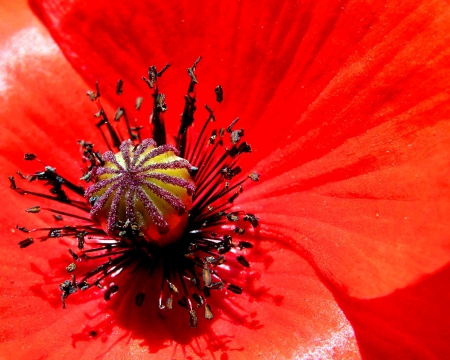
[28,232,285,358]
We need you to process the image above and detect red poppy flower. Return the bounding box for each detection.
[1,0,450,359]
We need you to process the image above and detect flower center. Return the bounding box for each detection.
[10,58,261,327]
[86,139,195,247]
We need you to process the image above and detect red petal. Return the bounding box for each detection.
[29,0,450,297]
[28,0,450,149]
[240,0,450,298]
[241,117,450,298]
[0,9,360,359]
[0,202,360,358]
[338,262,450,359]
[3,0,450,357]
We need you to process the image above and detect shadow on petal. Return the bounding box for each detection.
[335,263,450,359]
[25,236,288,358]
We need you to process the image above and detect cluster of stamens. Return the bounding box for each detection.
[10,58,260,328]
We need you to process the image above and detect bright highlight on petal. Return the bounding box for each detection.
[0,26,57,96]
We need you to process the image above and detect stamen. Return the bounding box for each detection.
[135,292,145,307]
[18,238,34,248]
[215,85,223,103]
[237,255,250,268]
[11,59,261,328]
[204,303,214,320]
